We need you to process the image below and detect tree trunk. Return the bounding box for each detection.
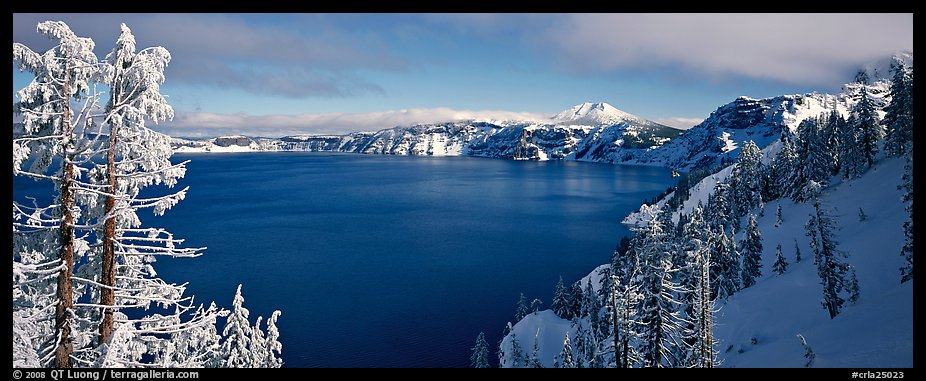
[99,124,117,345]
[55,64,74,368]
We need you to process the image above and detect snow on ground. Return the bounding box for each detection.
[505,156,912,367]
[718,156,911,368]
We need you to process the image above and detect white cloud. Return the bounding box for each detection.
[156,108,551,138]
[545,14,913,87]
[652,117,705,130]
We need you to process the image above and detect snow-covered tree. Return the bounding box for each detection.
[852,85,882,172]
[14,20,281,369]
[797,334,816,368]
[470,332,490,368]
[527,330,543,368]
[820,108,845,175]
[794,239,803,263]
[515,292,528,321]
[883,60,913,157]
[531,299,543,314]
[505,329,524,368]
[772,243,789,276]
[769,139,797,200]
[805,200,851,319]
[680,206,718,368]
[710,225,741,300]
[740,214,763,289]
[13,20,100,367]
[847,267,860,304]
[729,140,763,218]
[553,333,576,368]
[635,213,684,368]
[899,145,913,283]
[222,285,254,367]
[551,276,571,319]
[775,203,783,227]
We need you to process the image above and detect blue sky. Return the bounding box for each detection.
[12,13,913,137]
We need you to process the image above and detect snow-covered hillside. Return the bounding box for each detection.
[500,155,912,367]
[169,102,685,162]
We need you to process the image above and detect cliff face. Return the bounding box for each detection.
[170,83,890,171]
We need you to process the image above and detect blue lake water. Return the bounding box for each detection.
[14,153,675,367]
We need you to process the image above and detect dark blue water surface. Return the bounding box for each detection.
[15,153,675,367]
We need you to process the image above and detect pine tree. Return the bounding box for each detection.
[635,213,684,367]
[553,333,576,368]
[531,299,543,314]
[740,215,764,288]
[775,203,783,227]
[794,239,803,263]
[507,331,524,367]
[528,330,543,368]
[470,332,490,368]
[847,267,860,304]
[681,206,718,368]
[805,200,851,319]
[222,285,254,367]
[569,281,584,319]
[821,108,845,175]
[13,21,99,367]
[772,243,789,276]
[900,146,913,283]
[883,60,913,157]
[711,225,741,300]
[516,293,528,321]
[730,140,764,219]
[853,85,882,172]
[840,113,862,179]
[770,139,798,199]
[552,276,571,319]
[797,334,816,368]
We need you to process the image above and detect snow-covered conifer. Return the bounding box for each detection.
[470,332,490,368]
[740,214,763,288]
[772,243,789,276]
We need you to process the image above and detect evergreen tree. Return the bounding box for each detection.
[900,146,913,283]
[470,332,490,368]
[740,214,764,288]
[840,113,862,179]
[681,206,718,368]
[13,21,99,367]
[552,276,571,319]
[222,285,254,367]
[553,333,576,368]
[13,21,266,368]
[821,108,845,175]
[516,293,528,321]
[772,243,789,276]
[583,278,601,337]
[770,139,798,199]
[853,85,882,172]
[531,298,543,314]
[569,282,584,319]
[711,225,741,300]
[794,238,803,263]
[847,267,860,304]
[883,60,913,157]
[506,330,524,368]
[792,116,830,201]
[775,203,783,227]
[797,334,816,368]
[805,200,851,319]
[635,214,684,367]
[730,140,764,218]
[528,330,543,368]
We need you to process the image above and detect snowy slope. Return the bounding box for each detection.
[500,155,912,367]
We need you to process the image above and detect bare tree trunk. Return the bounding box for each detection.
[55,64,75,368]
[99,123,117,345]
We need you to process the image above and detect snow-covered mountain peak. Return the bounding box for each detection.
[551,101,645,126]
